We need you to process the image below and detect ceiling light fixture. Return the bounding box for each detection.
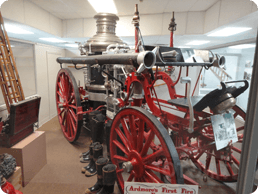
[186,41,210,46]
[208,27,252,37]
[4,24,34,34]
[229,44,255,49]
[88,0,117,14]
[39,38,66,43]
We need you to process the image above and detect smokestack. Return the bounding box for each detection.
[83,13,126,54]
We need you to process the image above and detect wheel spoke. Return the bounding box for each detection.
[64,76,69,98]
[141,130,155,156]
[205,154,211,170]
[145,169,163,183]
[112,140,129,156]
[67,94,75,104]
[68,114,74,137]
[61,111,67,126]
[60,75,65,89]
[58,108,65,116]
[60,75,67,99]
[226,162,234,176]
[190,106,246,182]
[127,171,134,181]
[121,118,133,148]
[69,104,77,109]
[117,168,124,174]
[129,115,137,149]
[145,164,171,177]
[115,127,131,152]
[66,113,71,136]
[137,119,144,152]
[231,155,240,166]
[215,158,221,175]
[237,126,244,132]
[143,148,165,163]
[195,149,205,160]
[57,81,64,95]
[69,109,77,122]
[232,146,241,154]
[57,91,65,100]
[67,81,72,100]
[113,155,128,162]
[237,134,243,140]
[68,112,76,136]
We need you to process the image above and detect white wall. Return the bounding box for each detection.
[0,41,65,127]
[235,47,255,110]
[1,0,63,37]
[34,44,65,126]
[63,49,85,88]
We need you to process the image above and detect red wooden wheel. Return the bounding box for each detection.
[190,105,246,182]
[110,107,183,193]
[56,68,82,143]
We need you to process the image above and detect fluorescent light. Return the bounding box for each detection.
[186,41,210,46]
[5,24,34,34]
[65,44,78,48]
[208,27,252,37]
[229,44,255,49]
[39,38,66,43]
[88,0,117,14]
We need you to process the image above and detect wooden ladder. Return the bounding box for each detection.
[209,66,232,82]
[0,13,25,113]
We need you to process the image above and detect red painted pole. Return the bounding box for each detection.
[168,12,177,74]
[135,27,139,53]
[170,31,173,47]
[132,4,140,53]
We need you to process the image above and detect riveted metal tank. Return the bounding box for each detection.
[84,13,126,53]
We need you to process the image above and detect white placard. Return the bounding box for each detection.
[211,113,238,150]
[124,182,198,194]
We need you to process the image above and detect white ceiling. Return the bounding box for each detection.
[28,0,219,19]
[26,0,219,19]
[3,0,257,50]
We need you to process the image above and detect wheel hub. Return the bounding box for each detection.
[122,161,133,173]
[124,150,145,178]
[63,102,69,109]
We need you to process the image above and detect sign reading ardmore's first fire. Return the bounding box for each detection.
[124,182,198,194]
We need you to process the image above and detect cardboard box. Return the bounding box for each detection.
[0,131,47,186]
[7,166,23,192]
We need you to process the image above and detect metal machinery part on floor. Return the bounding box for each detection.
[55,4,250,193]
[0,12,41,148]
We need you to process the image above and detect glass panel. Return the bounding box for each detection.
[199,45,255,111]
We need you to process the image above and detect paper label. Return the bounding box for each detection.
[124,182,198,194]
[211,113,238,150]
